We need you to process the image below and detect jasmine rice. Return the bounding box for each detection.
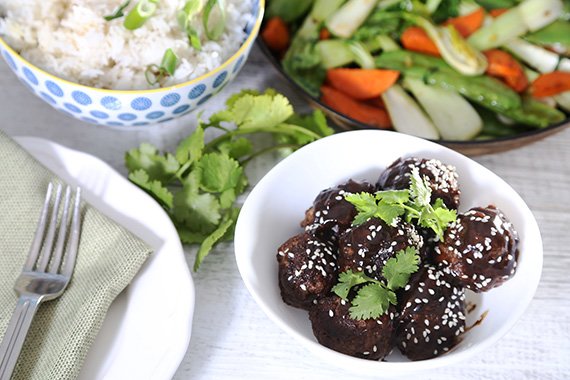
[0,0,254,90]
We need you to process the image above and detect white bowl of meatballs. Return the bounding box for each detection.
[234,129,542,376]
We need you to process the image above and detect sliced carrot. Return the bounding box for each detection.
[443,8,485,38]
[531,72,570,97]
[261,17,290,53]
[483,49,528,93]
[319,27,331,40]
[326,68,400,100]
[489,8,509,18]
[321,86,392,129]
[401,27,440,56]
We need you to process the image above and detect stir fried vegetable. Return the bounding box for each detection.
[263,0,570,141]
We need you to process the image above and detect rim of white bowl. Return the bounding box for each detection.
[0,0,265,95]
[235,129,543,374]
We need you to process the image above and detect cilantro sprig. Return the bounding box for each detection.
[125,89,333,270]
[332,247,420,320]
[345,167,457,239]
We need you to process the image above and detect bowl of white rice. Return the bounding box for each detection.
[0,0,263,127]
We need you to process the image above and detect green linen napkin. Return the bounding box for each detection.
[0,130,153,379]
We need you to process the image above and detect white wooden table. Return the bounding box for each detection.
[1,45,569,380]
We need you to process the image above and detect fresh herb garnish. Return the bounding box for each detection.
[125,89,333,270]
[332,247,420,320]
[345,167,457,239]
[145,48,179,86]
[177,0,204,50]
[104,0,132,21]
[124,0,158,30]
[203,0,226,40]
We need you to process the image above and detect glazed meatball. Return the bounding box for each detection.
[434,205,519,292]
[302,179,376,241]
[396,265,466,361]
[309,295,395,360]
[338,218,423,281]
[377,157,460,210]
[277,232,338,309]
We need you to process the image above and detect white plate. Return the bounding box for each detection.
[15,137,194,380]
[235,129,543,376]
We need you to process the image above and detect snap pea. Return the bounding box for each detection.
[375,51,521,112]
[525,20,570,51]
[501,98,566,128]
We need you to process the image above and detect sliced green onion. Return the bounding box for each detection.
[177,0,204,50]
[104,0,132,21]
[203,0,226,40]
[124,0,159,30]
[145,48,179,86]
[161,48,179,76]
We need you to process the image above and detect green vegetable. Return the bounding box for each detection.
[382,85,440,139]
[326,0,380,38]
[145,48,179,86]
[525,20,570,52]
[364,34,400,52]
[267,0,315,23]
[124,0,158,30]
[431,0,461,23]
[468,0,563,50]
[177,0,205,50]
[376,50,522,113]
[403,77,483,140]
[332,247,420,320]
[475,106,532,137]
[316,40,355,69]
[203,0,226,40]
[501,98,566,127]
[104,0,132,21]
[281,0,345,97]
[345,166,457,239]
[473,0,517,10]
[347,41,375,69]
[125,89,333,270]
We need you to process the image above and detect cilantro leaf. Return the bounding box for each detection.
[125,143,179,184]
[332,270,376,300]
[217,137,254,160]
[375,201,405,226]
[382,247,421,291]
[197,153,243,193]
[349,283,396,320]
[409,167,432,208]
[128,169,173,209]
[176,124,204,164]
[376,190,409,204]
[194,215,235,271]
[172,184,221,234]
[345,192,378,226]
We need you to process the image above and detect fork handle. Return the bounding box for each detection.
[0,295,41,380]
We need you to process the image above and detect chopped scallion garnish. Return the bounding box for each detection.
[104,0,132,21]
[177,0,204,50]
[145,48,179,86]
[124,0,159,30]
[203,0,226,40]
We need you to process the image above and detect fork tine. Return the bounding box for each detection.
[62,187,82,278]
[47,186,72,274]
[23,183,53,271]
[36,184,63,273]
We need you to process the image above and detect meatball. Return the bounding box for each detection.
[277,232,338,309]
[434,205,519,292]
[309,295,395,360]
[396,265,466,361]
[302,179,376,242]
[377,157,460,210]
[338,218,423,281]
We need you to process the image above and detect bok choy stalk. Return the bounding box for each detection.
[315,40,375,69]
[326,0,380,38]
[504,38,560,73]
[554,92,570,112]
[469,0,564,50]
[382,85,440,139]
[403,77,483,140]
[399,12,487,75]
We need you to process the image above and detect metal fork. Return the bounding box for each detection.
[0,183,82,380]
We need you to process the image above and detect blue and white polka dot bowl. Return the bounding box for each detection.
[0,0,264,128]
